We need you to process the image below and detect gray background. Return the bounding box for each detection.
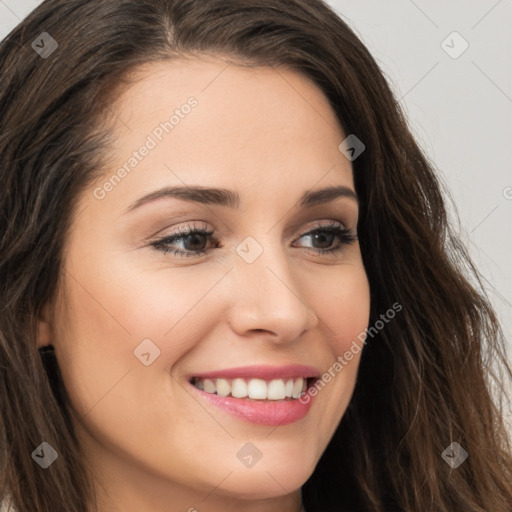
[1,0,511,373]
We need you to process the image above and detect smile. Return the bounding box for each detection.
[190,376,309,401]
[187,365,320,426]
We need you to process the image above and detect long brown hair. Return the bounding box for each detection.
[1,1,511,511]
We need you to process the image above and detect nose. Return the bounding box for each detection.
[226,241,319,343]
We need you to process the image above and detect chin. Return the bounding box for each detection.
[218,471,310,501]
[212,452,315,500]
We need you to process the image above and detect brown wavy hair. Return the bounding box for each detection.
[1,0,511,511]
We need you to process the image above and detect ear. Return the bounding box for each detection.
[36,303,52,348]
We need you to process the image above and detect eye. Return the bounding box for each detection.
[292,221,357,256]
[149,221,357,258]
[150,222,218,258]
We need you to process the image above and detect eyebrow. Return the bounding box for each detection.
[124,184,358,214]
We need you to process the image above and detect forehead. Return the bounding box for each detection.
[84,55,354,215]
[112,54,342,131]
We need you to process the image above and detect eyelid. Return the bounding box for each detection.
[153,221,212,239]
[295,219,348,237]
[152,219,352,243]
[148,218,357,261]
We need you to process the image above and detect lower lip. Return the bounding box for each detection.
[188,382,316,426]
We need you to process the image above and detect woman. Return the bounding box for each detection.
[0,1,511,511]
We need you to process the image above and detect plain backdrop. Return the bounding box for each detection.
[1,0,511,373]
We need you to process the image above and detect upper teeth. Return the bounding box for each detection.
[193,377,307,400]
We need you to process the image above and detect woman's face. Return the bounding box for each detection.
[39,55,370,510]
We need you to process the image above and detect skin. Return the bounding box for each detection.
[37,55,371,512]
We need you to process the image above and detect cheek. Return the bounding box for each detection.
[302,264,370,435]
[60,254,219,349]
[53,253,225,415]
[311,263,371,349]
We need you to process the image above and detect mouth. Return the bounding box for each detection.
[189,376,316,401]
[186,365,321,426]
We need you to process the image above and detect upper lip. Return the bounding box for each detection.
[188,364,321,381]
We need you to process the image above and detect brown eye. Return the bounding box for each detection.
[293,223,357,255]
[151,224,217,258]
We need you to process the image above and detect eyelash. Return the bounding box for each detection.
[150,221,357,259]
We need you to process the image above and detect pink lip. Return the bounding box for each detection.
[186,365,320,426]
[188,364,321,380]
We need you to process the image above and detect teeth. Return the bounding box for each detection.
[285,379,294,397]
[292,378,303,399]
[216,378,231,397]
[193,377,308,401]
[248,378,267,399]
[268,379,286,400]
[203,379,216,393]
[231,378,248,398]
